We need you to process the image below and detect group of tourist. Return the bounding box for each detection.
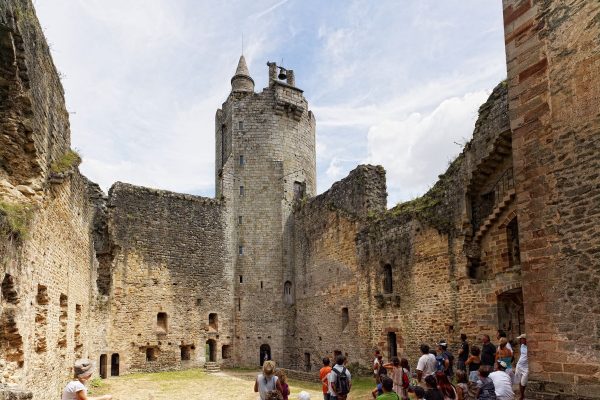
[61,330,528,400]
[367,331,528,400]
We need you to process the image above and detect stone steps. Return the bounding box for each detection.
[475,189,516,242]
[204,362,221,373]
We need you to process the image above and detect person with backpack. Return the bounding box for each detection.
[476,366,497,400]
[328,354,352,400]
[436,340,455,378]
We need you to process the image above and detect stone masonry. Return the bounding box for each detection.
[0,1,598,399]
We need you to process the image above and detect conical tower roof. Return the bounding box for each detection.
[231,55,255,93]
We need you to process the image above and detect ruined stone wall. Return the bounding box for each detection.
[0,0,71,185]
[503,0,600,398]
[104,183,233,373]
[288,165,386,370]
[0,2,107,398]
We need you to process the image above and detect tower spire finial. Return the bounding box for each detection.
[231,55,254,93]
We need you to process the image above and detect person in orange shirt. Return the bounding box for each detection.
[320,357,332,400]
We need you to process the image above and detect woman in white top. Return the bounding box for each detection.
[254,360,283,400]
[62,359,112,400]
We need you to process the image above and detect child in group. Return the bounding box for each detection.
[61,359,112,400]
[275,369,290,400]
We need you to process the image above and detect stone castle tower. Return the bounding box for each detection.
[215,56,316,365]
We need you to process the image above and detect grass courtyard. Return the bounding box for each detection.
[89,368,376,399]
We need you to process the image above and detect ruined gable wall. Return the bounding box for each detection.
[0,0,71,185]
[287,165,386,370]
[0,1,107,398]
[503,0,600,397]
[105,183,233,373]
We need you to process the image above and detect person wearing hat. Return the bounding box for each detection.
[514,334,528,400]
[489,360,515,400]
[254,360,283,400]
[62,358,112,400]
[435,340,454,378]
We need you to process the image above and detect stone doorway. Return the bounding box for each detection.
[259,344,271,366]
[387,332,398,358]
[206,340,217,362]
[497,288,524,343]
[111,353,119,376]
[99,354,107,378]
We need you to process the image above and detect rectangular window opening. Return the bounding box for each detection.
[239,155,245,166]
[239,245,244,255]
[238,216,243,225]
[239,186,245,196]
[238,121,243,130]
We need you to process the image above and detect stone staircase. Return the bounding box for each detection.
[474,188,516,242]
[204,362,221,373]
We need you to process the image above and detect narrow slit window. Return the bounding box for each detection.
[239,186,245,196]
[239,245,244,255]
[239,275,243,283]
[238,121,243,130]
[238,216,243,225]
[239,155,245,166]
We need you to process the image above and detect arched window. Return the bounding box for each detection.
[284,281,293,304]
[383,264,393,293]
[341,307,349,331]
[157,312,168,334]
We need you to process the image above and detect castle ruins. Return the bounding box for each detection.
[1,0,599,399]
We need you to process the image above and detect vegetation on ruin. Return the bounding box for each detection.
[0,200,34,239]
[50,148,81,174]
[386,154,464,233]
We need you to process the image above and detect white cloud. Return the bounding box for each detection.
[365,91,490,205]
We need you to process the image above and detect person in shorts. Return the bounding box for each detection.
[514,334,528,400]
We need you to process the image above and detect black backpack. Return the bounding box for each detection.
[332,367,351,396]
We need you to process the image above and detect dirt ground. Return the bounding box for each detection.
[89,368,374,400]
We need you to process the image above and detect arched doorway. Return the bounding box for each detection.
[497,287,524,342]
[206,339,217,362]
[99,354,107,379]
[110,353,119,376]
[259,344,271,366]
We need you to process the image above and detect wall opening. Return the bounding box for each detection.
[111,353,119,376]
[35,284,49,353]
[238,121,243,130]
[222,345,232,359]
[239,275,243,283]
[387,332,398,358]
[157,312,168,334]
[74,304,83,357]
[0,308,24,367]
[208,313,218,331]
[304,352,311,371]
[506,217,520,267]
[239,155,245,166]
[284,281,293,304]
[99,354,107,379]
[239,245,244,255]
[497,288,524,343]
[259,344,271,366]
[238,215,243,225]
[341,307,349,331]
[146,347,157,362]
[1,274,18,304]
[206,339,217,362]
[181,345,192,361]
[239,186,245,196]
[383,264,393,294]
[293,181,306,200]
[58,294,68,349]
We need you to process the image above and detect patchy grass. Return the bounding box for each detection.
[50,149,81,174]
[0,201,34,239]
[89,368,377,400]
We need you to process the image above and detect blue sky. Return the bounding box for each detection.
[35,0,506,206]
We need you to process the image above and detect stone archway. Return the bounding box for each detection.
[259,344,271,366]
[497,287,524,342]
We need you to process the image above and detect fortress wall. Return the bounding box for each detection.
[288,165,386,371]
[1,172,106,399]
[503,0,600,397]
[0,2,107,398]
[104,183,233,373]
